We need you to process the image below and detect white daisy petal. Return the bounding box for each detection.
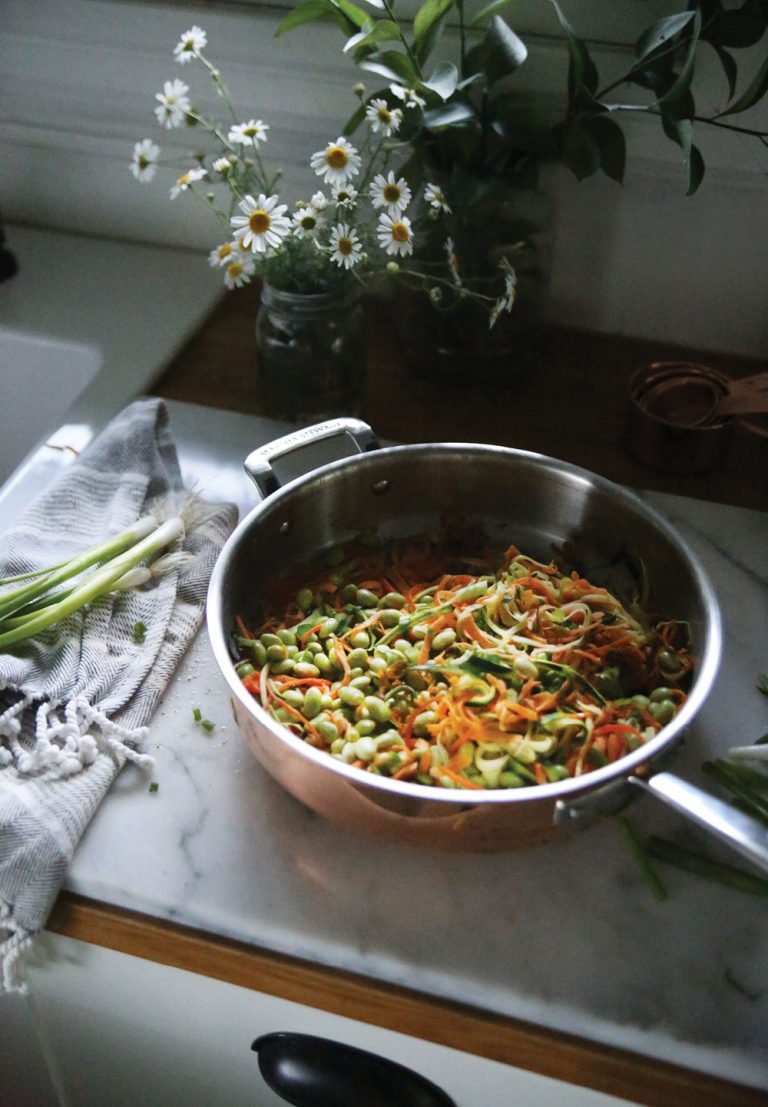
[230,193,291,255]
[370,171,412,215]
[169,165,206,199]
[309,137,361,187]
[130,139,160,182]
[365,98,403,137]
[223,254,256,289]
[154,79,191,129]
[174,25,207,64]
[424,182,451,214]
[376,212,414,257]
[227,119,269,147]
[329,223,363,270]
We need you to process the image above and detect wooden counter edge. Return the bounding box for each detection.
[46,892,764,1107]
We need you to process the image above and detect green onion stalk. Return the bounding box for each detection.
[0,513,191,651]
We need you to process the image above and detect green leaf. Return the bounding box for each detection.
[657,10,702,115]
[413,0,455,44]
[708,42,738,101]
[482,15,528,85]
[685,143,705,196]
[561,116,601,180]
[587,115,626,184]
[717,50,768,117]
[358,49,417,83]
[275,0,334,37]
[423,101,476,128]
[345,18,400,52]
[423,60,459,100]
[634,12,695,64]
[333,0,370,30]
[469,0,511,29]
[461,650,516,677]
[703,0,768,49]
[342,101,368,136]
[547,0,599,96]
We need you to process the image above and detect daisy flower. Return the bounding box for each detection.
[331,184,358,208]
[169,165,206,199]
[173,25,207,64]
[499,263,518,311]
[389,83,426,109]
[292,205,324,238]
[444,235,461,287]
[223,254,256,290]
[370,171,412,215]
[230,193,291,254]
[130,139,160,182]
[228,119,269,147]
[365,98,403,137]
[208,241,237,268]
[310,137,361,187]
[377,212,414,257]
[310,191,328,211]
[424,182,451,214]
[212,156,232,174]
[329,224,363,270]
[154,79,191,129]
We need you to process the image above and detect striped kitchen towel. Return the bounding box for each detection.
[0,398,237,990]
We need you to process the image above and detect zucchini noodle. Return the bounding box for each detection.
[233,534,693,790]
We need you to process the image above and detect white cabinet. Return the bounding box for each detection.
[21,932,637,1107]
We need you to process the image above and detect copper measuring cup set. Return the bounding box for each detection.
[626,361,768,475]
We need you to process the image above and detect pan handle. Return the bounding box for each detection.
[244,418,378,498]
[630,772,768,873]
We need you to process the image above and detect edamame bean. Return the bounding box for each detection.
[282,689,305,709]
[251,641,267,667]
[317,618,338,639]
[340,583,358,604]
[266,643,287,662]
[294,662,320,679]
[431,628,456,651]
[349,675,373,690]
[314,653,332,674]
[363,696,391,724]
[650,687,673,703]
[302,686,324,718]
[347,648,369,670]
[378,609,402,628]
[277,628,297,647]
[339,685,365,707]
[261,633,282,648]
[650,699,675,725]
[356,588,379,608]
[380,592,406,609]
[296,588,314,612]
[271,659,295,675]
[236,660,255,677]
[349,630,371,650]
[355,718,377,736]
[354,736,377,761]
[413,710,438,736]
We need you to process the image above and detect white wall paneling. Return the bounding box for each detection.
[1,0,766,355]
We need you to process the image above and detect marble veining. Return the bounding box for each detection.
[54,401,768,1093]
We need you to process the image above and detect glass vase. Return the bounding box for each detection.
[255,283,364,424]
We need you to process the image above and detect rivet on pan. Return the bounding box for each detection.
[279,520,292,535]
[372,479,390,495]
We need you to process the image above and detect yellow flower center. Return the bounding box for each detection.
[217,243,233,260]
[383,184,401,204]
[376,107,392,123]
[244,127,259,138]
[178,173,190,187]
[138,156,149,169]
[300,215,316,230]
[391,222,409,243]
[338,237,353,256]
[249,210,271,234]
[326,146,349,170]
[228,262,244,279]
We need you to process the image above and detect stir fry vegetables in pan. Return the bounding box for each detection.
[233,534,693,790]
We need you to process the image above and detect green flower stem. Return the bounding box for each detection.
[0,517,184,650]
[195,50,240,124]
[381,0,422,80]
[457,0,467,81]
[0,515,158,622]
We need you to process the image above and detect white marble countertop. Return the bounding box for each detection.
[48,399,768,1095]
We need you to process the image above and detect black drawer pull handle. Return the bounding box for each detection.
[252,1031,457,1107]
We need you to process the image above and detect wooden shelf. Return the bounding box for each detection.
[152,286,767,513]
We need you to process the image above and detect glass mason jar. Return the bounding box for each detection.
[255,283,365,424]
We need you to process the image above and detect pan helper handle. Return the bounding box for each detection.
[631,772,768,875]
[244,418,379,499]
